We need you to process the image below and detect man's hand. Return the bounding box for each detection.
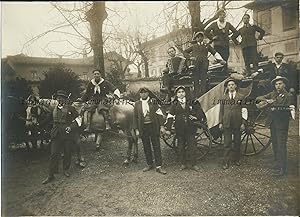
[219,124,223,131]
[290,105,296,120]
[65,127,71,134]
[189,115,198,120]
[135,129,140,137]
[165,130,171,136]
[266,99,275,104]
[289,88,295,94]
[240,124,245,131]
[220,60,226,65]
[250,72,259,78]
[160,126,166,135]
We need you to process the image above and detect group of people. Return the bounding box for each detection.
[163,11,266,98]
[41,10,297,184]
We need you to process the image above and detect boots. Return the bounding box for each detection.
[84,112,92,132]
[102,110,111,130]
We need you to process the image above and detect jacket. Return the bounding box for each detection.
[205,21,238,48]
[166,99,206,136]
[256,90,292,129]
[132,98,165,136]
[81,78,117,102]
[219,92,245,129]
[51,104,80,139]
[231,24,265,49]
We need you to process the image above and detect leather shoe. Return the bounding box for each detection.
[222,163,229,170]
[234,161,241,166]
[156,167,167,175]
[142,165,154,172]
[42,175,55,184]
[180,165,187,171]
[191,165,200,172]
[63,170,70,177]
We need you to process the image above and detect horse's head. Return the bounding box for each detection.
[25,98,57,127]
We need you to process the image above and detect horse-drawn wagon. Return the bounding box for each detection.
[159,60,274,160]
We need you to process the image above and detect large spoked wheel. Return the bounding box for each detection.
[161,122,212,160]
[241,109,271,156]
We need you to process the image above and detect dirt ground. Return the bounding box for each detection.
[1,119,299,216]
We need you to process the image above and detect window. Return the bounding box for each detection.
[257,10,272,34]
[282,5,298,31]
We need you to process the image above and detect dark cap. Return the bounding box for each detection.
[274,52,284,57]
[194,31,204,39]
[139,87,150,93]
[224,78,238,87]
[55,90,69,98]
[174,85,186,94]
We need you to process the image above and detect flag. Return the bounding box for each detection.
[197,78,253,129]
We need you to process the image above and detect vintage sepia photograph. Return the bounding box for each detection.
[1,1,299,216]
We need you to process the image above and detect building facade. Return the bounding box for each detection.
[245,0,299,62]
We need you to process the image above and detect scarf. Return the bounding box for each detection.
[91,78,104,94]
[141,97,150,117]
[178,97,186,108]
[217,20,226,30]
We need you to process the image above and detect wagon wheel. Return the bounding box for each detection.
[241,109,271,156]
[161,122,212,160]
[194,123,212,160]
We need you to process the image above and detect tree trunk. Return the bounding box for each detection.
[188,1,204,34]
[86,2,107,75]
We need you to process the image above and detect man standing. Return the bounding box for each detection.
[232,14,265,72]
[256,76,295,176]
[162,47,187,101]
[165,86,206,171]
[205,9,238,63]
[133,87,167,175]
[42,90,81,184]
[219,79,245,170]
[184,31,225,97]
[81,69,121,131]
[267,52,297,94]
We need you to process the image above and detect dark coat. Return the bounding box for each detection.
[256,90,292,129]
[132,99,164,136]
[219,92,245,129]
[267,63,297,91]
[232,24,265,49]
[166,99,206,136]
[81,79,117,102]
[183,43,216,74]
[205,21,238,48]
[51,104,79,139]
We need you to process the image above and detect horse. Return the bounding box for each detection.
[2,96,29,151]
[26,97,86,167]
[72,97,139,165]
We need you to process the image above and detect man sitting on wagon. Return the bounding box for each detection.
[162,47,187,101]
[80,69,121,132]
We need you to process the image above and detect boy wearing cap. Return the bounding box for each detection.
[133,87,167,174]
[256,76,295,176]
[42,90,81,184]
[219,79,245,170]
[80,69,121,131]
[184,31,225,97]
[231,14,265,72]
[165,86,206,171]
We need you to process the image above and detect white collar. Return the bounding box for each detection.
[178,97,186,104]
[229,91,236,98]
[91,78,104,86]
[275,62,282,68]
[217,20,226,29]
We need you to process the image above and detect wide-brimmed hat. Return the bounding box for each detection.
[194,31,204,39]
[174,85,186,94]
[271,76,288,86]
[55,90,69,98]
[139,87,150,93]
[224,78,238,87]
